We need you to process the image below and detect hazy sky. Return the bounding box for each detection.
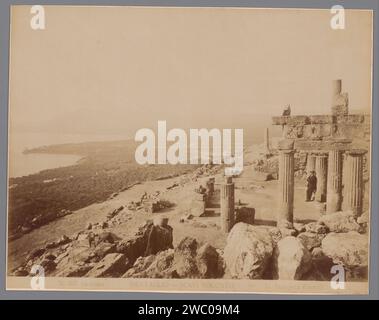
[9,6,372,141]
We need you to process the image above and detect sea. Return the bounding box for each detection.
[8,132,131,178]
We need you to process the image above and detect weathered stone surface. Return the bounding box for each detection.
[27,248,46,261]
[273,236,312,280]
[196,244,224,279]
[297,232,325,251]
[173,237,199,278]
[319,211,362,233]
[293,223,306,233]
[93,242,116,260]
[55,264,94,277]
[321,232,368,269]
[123,238,223,279]
[116,221,172,265]
[123,249,176,278]
[302,247,335,281]
[305,222,328,234]
[357,211,369,224]
[224,223,273,279]
[40,259,57,273]
[145,224,173,256]
[85,253,129,278]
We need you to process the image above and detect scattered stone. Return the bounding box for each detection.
[297,232,325,251]
[93,242,116,260]
[196,244,224,279]
[179,213,193,223]
[97,232,120,244]
[305,222,328,234]
[321,232,368,274]
[27,248,46,261]
[40,259,57,273]
[56,264,94,277]
[144,223,173,256]
[45,241,58,249]
[85,253,129,278]
[357,211,369,224]
[224,223,274,279]
[101,221,109,229]
[57,235,71,246]
[319,211,362,233]
[123,249,175,278]
[279,227,297,237]
[107,206,124,219]
[293,223,306,233]
[13,267,29,277]
[86,223,92,230]
[173,237,199,278]
[273,236,312,280]
[44,253,57,261]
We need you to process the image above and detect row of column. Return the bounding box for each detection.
[278,145,366,227]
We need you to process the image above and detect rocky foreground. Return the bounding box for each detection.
[11,198,369,281]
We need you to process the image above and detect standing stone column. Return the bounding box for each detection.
[264,127,270,153]
[326,150,343,213]
[315,152,328,202]
[306,153,316,174]
[277,144,295,228]
[343,150,366,217]
[220,176,235,232]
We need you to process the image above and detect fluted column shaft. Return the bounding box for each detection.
[306,153,316,174]
[277,149,295,227]
[220,177,235,232]
[315,153,328,202]
[326,150,343,213]
[343,150,366,217]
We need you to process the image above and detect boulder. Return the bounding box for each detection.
[13,267,29,277]
[196,244,224,279]
[224,223,274,279]
[293,223,306,233]
[40,259,57,273]
[273,236,312,280]
[179,213,193,223]
[357,211,369,224]
[297,232,325,251]
[55,264,94,277]
[116,220,173,265]
[173,237,199,278]
[85,253,129,278]
[93,242,116,260]
[27,248,46,261]
[144,224,173,256]
[305,222,328,234]
[319,211,362,233]
[97,232,120,244]
[123,249,176,278]
[321,231,368,279]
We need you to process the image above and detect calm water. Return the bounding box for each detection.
[8,132,130,178]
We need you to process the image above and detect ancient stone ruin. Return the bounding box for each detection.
[272,79,370,226]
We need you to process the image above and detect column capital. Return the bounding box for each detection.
[345,149,367,156]
[324,138,353,151]
[277,139,294,151]
[314,151,329,157]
